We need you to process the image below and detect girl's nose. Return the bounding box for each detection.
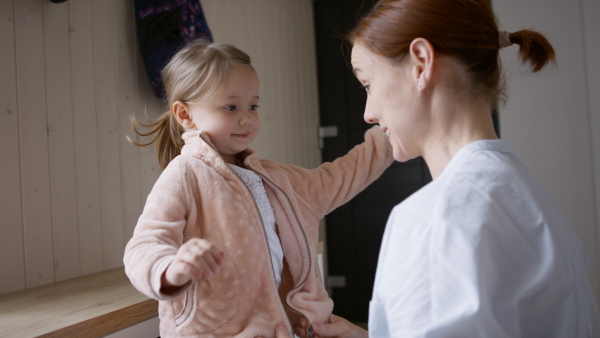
[240,109,252,125]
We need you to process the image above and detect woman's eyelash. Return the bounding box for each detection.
[357,82,370,92]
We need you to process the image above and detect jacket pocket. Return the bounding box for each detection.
[174,249,240,334]
[174,284,194,326]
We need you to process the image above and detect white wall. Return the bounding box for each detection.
[582,0,600,301]
[493,0,600,302]
[0,0,321,295]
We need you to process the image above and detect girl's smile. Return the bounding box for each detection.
[173,63,261,164]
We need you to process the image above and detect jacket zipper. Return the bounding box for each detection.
[195,134,311,334]
[224,162,295,334]
[257,174,313,322]
[198,136,283,287]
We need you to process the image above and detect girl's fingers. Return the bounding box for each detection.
[189,247,225,276]
[164,260,197,286]
[176,260,203,280]
[200,250,221,274]
[176,239,226,279]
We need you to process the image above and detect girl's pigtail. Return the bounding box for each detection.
[127,39,252,168]
[128,111,184,169]
[509,30,556,72]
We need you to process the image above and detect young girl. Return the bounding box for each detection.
[123,40,393,337]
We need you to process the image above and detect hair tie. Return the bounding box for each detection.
[499,31,513,48]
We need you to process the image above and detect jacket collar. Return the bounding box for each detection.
[180,130,264,174]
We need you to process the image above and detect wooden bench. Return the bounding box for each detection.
[0,268,157,337]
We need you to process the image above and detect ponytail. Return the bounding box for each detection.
[128,111,184,169]
[507,30,556,72]
[128,39,253,169]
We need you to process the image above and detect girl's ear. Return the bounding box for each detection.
[409,38,435,90]
[173,101,196,129]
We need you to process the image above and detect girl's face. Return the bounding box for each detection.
[184,64,261,164]
[351,42,428,162]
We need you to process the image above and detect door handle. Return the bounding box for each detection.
[318,126,338,149]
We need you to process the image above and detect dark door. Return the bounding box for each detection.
[313,0,432,322]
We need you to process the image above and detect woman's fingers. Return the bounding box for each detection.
[312,314,368,338]
[275,323,293,338]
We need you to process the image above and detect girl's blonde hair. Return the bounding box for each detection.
[129,40,253,169]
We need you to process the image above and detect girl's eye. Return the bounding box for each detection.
[249,105,260,111]
[363,84,370,94]
[225,105,237,111]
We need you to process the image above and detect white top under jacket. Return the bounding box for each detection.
[229,163,284,288]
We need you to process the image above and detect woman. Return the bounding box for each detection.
[277,0,600,336]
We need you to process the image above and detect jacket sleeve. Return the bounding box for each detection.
[279,125,394,220]
[123,157,192,301]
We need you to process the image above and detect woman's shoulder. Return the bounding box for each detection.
[389,142,540,233]
[457,140,534,177]
[434,140,536,199]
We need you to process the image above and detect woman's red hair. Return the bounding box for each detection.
[349,0,556,105]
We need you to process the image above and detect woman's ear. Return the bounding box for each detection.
[409,38,435,90]
[172,101,196,129]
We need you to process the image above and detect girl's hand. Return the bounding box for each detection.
[162,238,225,289]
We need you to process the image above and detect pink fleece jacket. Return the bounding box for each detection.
[123,126,393,337]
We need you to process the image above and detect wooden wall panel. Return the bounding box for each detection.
[202,0,322,168]
[68,0,103,276]
[114,0,143,243]
[92,0,124,270]
[135,57,163,200]
[1,0,322,295]
[43,0,80,282]
[15,0,54,288]
[0,0,25,294]
[296,2,321,168]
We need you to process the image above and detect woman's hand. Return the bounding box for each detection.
[161,238,225,289]
[275,314,368,338]
[312,314,368,338]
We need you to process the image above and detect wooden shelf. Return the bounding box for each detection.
[0,268,158,338]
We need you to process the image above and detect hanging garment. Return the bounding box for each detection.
[135,0,213,99]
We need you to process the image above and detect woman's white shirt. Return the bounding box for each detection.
[369,140,600,337]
